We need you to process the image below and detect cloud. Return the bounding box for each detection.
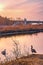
[0,0,43,20]
[3,0,43,10]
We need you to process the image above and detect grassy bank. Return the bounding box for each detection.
[0,29,43,37]
[0,54,43,65]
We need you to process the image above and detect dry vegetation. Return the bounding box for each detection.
[0,54,43,65]
[0,16,43,32]
[0,23,43,33]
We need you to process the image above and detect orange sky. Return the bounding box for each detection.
[0,0,43,20]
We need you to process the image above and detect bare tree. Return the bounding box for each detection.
[12,39,21,59]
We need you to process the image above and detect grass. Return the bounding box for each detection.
[0,54,43,65]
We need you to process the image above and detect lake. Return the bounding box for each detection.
[0,32,43,61]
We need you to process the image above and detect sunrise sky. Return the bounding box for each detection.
[0,0,43,20]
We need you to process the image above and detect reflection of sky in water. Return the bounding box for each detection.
[0,32,43,61]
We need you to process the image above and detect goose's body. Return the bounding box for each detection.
[31,45,37,53]
[1,49,6,56]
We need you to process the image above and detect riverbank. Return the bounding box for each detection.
[0,23,43,37]
[0,29,43,37]
[0,54,43,65]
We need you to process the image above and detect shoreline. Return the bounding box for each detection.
[0,29,43,37]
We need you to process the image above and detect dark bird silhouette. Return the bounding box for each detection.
[1,49,6,56]
[31,45,37,53]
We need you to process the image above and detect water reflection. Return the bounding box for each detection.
[0,32,43,61]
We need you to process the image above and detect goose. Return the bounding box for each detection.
[31,45,37,53]
[1,49,6,56]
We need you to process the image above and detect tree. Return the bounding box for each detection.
[12,39,21,59]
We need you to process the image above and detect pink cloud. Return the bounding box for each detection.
[0,0,43,20]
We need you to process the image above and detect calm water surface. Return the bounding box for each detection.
[0,32,43,61]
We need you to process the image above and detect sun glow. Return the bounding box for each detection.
[0,4,5,11]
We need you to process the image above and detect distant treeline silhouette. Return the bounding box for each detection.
[0,16,43,26]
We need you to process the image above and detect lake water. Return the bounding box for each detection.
[0,32,43,61]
